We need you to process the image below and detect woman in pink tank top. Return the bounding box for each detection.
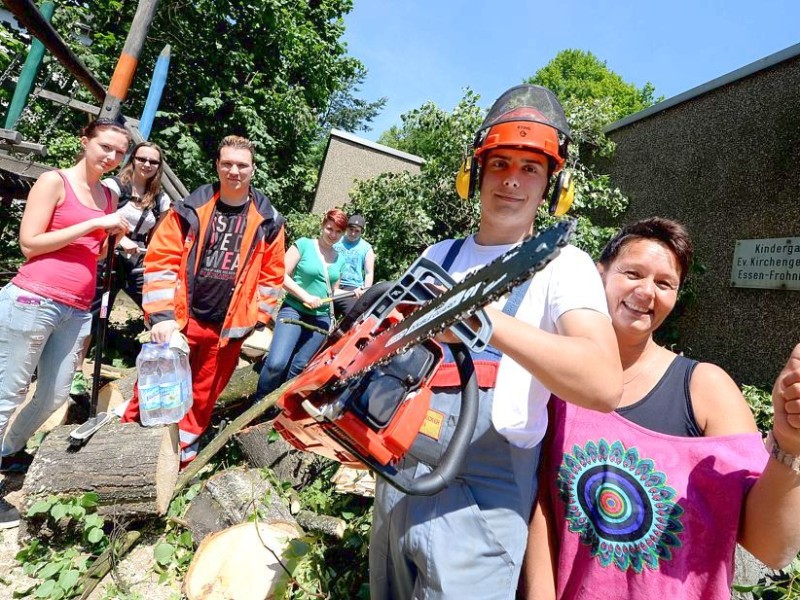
[523,218,800,599]
[0,119,131,528]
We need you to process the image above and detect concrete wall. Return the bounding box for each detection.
[605,54,800,384]
[312,129,423,214]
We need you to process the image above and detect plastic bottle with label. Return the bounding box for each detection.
[137,343,164,426]
[175,347,193,421]
[158,347,184,424]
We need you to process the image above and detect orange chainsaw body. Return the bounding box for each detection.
[273,306,443,469]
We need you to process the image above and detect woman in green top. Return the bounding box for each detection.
[257,209,347,397]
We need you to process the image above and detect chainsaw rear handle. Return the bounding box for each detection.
[338,342,478,496]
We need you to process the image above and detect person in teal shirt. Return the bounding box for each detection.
[256,209,347,398]
[333,214,375,318]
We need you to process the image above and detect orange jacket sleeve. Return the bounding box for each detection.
[256,224,286,325]
[142,209,184,325]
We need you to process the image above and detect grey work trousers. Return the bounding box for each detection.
[369,386,541,600]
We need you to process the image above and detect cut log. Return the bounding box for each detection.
[184,466,294,546]
[95,381,126,415]
[103,367,138,405]
[22,422,179,520]
[295,510,346,539]
[82,361,134,381]
[241,327,273,360]
[184,521,302,600]
[330,464,376,498]
[213,363,261,413]
[234,420,332,489]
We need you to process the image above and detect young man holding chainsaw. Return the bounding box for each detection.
[369,85,623,599]
[122,135,285,466]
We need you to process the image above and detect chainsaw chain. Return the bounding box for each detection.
[332,219,576,390]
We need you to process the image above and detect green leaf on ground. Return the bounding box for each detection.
[154,542,175,566]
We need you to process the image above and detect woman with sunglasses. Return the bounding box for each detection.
[98,141,170,310]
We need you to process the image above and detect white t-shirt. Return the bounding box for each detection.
[103,178,170,243]
[423,234,609,449]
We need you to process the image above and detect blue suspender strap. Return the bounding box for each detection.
[441,238,466,273]
[502,279,532,318]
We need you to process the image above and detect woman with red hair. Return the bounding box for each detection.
[256,209,347,397]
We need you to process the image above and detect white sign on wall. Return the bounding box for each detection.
[730,237,800,290]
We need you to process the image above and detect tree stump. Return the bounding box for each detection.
[22,422,179,519]
[184,521,302,600]
[234,420,332,489]
[183,466,294,546]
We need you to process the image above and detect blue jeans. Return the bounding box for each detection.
[256,305,330,398]
[0,283,91,459]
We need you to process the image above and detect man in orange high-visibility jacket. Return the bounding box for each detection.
[122,135,285,466]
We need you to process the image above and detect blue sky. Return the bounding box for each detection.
[343,0,800,141]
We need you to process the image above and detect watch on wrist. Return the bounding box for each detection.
[766,430,800,475]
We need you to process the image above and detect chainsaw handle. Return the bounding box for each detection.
[383,342,478,496]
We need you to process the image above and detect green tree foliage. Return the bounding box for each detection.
[348,90,484,279]
[527,49,660,124]
[1,0,381,214]
[320,64,387,135]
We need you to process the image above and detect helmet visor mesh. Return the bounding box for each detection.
[479,85,571,143]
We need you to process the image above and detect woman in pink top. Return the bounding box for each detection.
[524,218,800,599]
[0,119,130,527]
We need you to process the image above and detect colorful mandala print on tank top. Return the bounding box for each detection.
[557,439,684,573]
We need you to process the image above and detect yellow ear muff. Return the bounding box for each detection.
[548,170,575,216]
[455,156,472,200]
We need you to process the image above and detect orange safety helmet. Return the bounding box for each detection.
[456,84,574,215]
[473,107,565,171]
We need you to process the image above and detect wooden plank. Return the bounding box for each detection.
[33,88,141,126]
[0,152,50,180]
[0,128,22,144]
[1,140,47,156]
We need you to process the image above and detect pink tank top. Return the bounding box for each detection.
[13,171,112,310]
[547,398,767,600]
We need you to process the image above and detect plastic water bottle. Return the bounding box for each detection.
[159,349,184,424]
[175,349,193,420]
[137,343,163,426]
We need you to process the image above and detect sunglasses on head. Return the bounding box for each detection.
[134,156,160,166]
